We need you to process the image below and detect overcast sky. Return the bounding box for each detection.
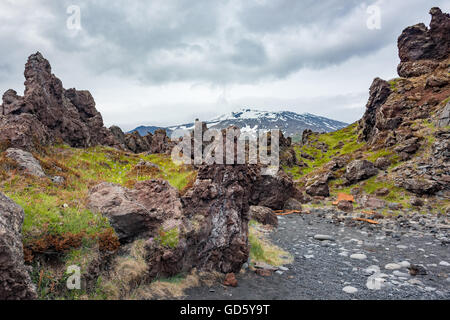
[1,0,449,131]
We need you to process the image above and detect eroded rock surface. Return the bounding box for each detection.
[0,192,37,300]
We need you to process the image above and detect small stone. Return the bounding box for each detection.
[363,265,380,276]
[51,176,65,184]
[350,253,367,260]
[439,261,450,267]
[275,271,284,275]
[278,266,289,271]
[396,245,408,249]
[255,269,272,277]
[408,264,428,276]
[342,286,358,294]
[303,255,315,259]
[399,261,411,268]
[393,271,410,278]
[408,279,423,286]
[314,234,335,241]
[385,263,401,270]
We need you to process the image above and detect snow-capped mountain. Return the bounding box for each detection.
[130,108,348,138]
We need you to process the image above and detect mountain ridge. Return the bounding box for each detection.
[130,108,348,138]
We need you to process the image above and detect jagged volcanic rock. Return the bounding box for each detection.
[0,52,174,154]
[397,7,450,77]
[0,52,118,150]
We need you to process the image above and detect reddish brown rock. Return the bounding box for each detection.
[337,200,353,213]
[255,269,272,277]
[223,273,238,287]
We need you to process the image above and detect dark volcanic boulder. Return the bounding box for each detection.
[344,160,378,184]
[87,179,184,242]
[0,192,37,300]
[250,169,295,209]
[305,179,330,197]
[399,178,441,195]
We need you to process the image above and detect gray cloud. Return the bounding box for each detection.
[0,0,449,128]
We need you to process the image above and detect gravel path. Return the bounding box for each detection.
[185,209,450,300]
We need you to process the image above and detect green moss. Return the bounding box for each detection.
[11,194,110,247]
[366,149,393,162]
[442,96,450,105]
[389,78,400,92]
[156,227,179,249]
[286,123,364,179]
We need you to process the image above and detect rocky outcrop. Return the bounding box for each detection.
[181,164,259,273]
[0,52,119,151]
[0,192,37,300]
[0,52,174,154]
[249,206,278,227]
[397,8,450,77]
[4,148,46,177]
[344,160,378,184]
[149,129,174,154]
[360,8,450,147]
[359,78,392,143]
[124,131,151,154]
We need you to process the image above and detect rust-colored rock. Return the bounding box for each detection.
[223,273,238,287]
